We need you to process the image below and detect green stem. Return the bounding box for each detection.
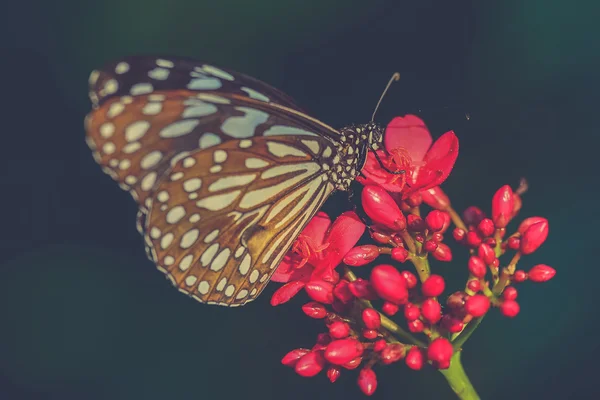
[439,351,481,400]
[451,317,483,350]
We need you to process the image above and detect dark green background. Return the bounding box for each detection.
[1,0,597,399]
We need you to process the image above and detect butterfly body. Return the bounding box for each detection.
[85,56,383,306]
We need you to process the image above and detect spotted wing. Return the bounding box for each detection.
[143,135,335,306]
[88,55,304,111]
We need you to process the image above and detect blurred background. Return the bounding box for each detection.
[1,0,597,399]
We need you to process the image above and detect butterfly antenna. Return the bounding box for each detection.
[371,72,400,122]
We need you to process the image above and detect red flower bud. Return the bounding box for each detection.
[329,321,351,339]
[405,347,424,370]
[408,319,425,333]
[302,301,328,319]
[343,357,363,370]
[518,216,547,235]
[520,220,549,255]
[463,206,485,226]
[477,243,496,265]
[500,300,520,318]
[485,237,497,247]
[453,227,466,241]
[503,286,518,301]
[305,280,334,304]
[441,315,464,333]
[513,270,528,282]
[333,280,354,303]
[424,239,439,252]
[528,264,556,282]
[468,256,487,278]
[382,302,399,316]
[477,218,495,237]
[465,294,490,317]
[427,337,454,369]
[357,368,378,396]
[271,281,305,306]
[327,366,341,383]
[282,348,311,367]
[404,303,421,321]
[325,338,364,365]
[370,230,392,244]
[348,278,379,300]
[373,339,387,352]
[407,214,426,232]
[426,210,447,232]
[362,308,382,330]
[401,270,418,288]
[344,245,380,266]
[405,192,423,207]
[370,264,409,304]
[467,279,481,292]
[432,243,452,262]
[492,185,514,228]
[421,298,442,323]
[295,351,326,377]
[362,185,407,231]
[422,274,445,297]
[421,186,451,210]
[391,247,409,262]
[507,236,520,250]
[362,329,378,340]
[465,230,483,247]
[433,232,444,242]
[380,343,405,364]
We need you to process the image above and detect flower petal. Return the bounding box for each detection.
[318,211,366,270]
[302,211,331,246]
[358,151,408,192]
[420,131,459,186]
[384,115,432,162]
[271,281,306,306]
[272,257,313,283]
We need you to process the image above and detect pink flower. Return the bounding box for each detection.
[358,115,459,197]
[270,211,366,305]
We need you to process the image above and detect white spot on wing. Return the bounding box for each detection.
[140,151,163,169]
[148,67,170,80]
[187,78,221,90]
[115,62,129,74]
[179,254,194,271]
[202,65,234,81]
[241,86,269,102]
[125,121,151,142]
[142,102,163,115]
[159,120,200,138]
[210,248,230,272]
[201,243,219,266]
[221,107,269,138]
[183,178,202,192]
[264,125,317,137]
[266,142,307,158]
[180,229,199,249]
[199,133,221,148]
[245,158,269,169]
[208,175,255,192]
[166,205,186,224]
[196,191,240,211]
[182,102,217,118]
[130,83,154,95]
[198,281,210,294]
[239,253,251,275]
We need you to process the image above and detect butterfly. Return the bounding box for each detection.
[84,55,397,307]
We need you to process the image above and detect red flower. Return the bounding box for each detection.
[358,115,459,197]
[270,211,365,305]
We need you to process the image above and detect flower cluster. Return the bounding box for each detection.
[271,115,555,397]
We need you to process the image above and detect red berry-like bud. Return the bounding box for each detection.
[362,185,407,231]
[484,237,497,247]
[405,347,424,370]
[282,348,311,367]
[344,245,380,266]
[528,264,556,282]
[441,315,464,333]
[477,218,495,237]
[408,319,424,333]
[424,240,439,252]
[500,300,520,317]
[362,329,378,339]
[433,232,444,242]
[518,216,548,235]
[348,278,379,300]
[358,368,378,396]
[302,302,328,319]
[463,206,485,226]
[447,291,467,309]
[426,210,447,232]
[477,243,496,265]
[492,185,514,228]
[305,280,335,304]
[404,303,421,321]
[465,294,490,317]
[370,265,409,304]
[373,339,387,352]
[329,321,351,339]
[453,227,466,241]
[507,236,520,250]
[333,280,354,303]
[271,281,305,306]
[467,279,481,292]
[468,256,487,278]
[391,247,409,262]
[503,286,518,301]
[380,343,405,364]
[343,357,363,370]
[362,308,382,329]
[491,258,500,268]
[421,186,451,210]
[422,274,445,297]
[405,192,423,207]
[382,302,399,316]
[401,271,418,289]
[465,230,483,247]
[432,243,452,262]
[313,333,332,350]
[324,338,364,365]
[415,233,425,243]
[327,366,341,383]
[295,351,326,377]
[421,298,442,323]
[427,337,454,369]
[407,214,427,232]
[520,221,549,255]
[513,270,528,282]
[371,230,392,244]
